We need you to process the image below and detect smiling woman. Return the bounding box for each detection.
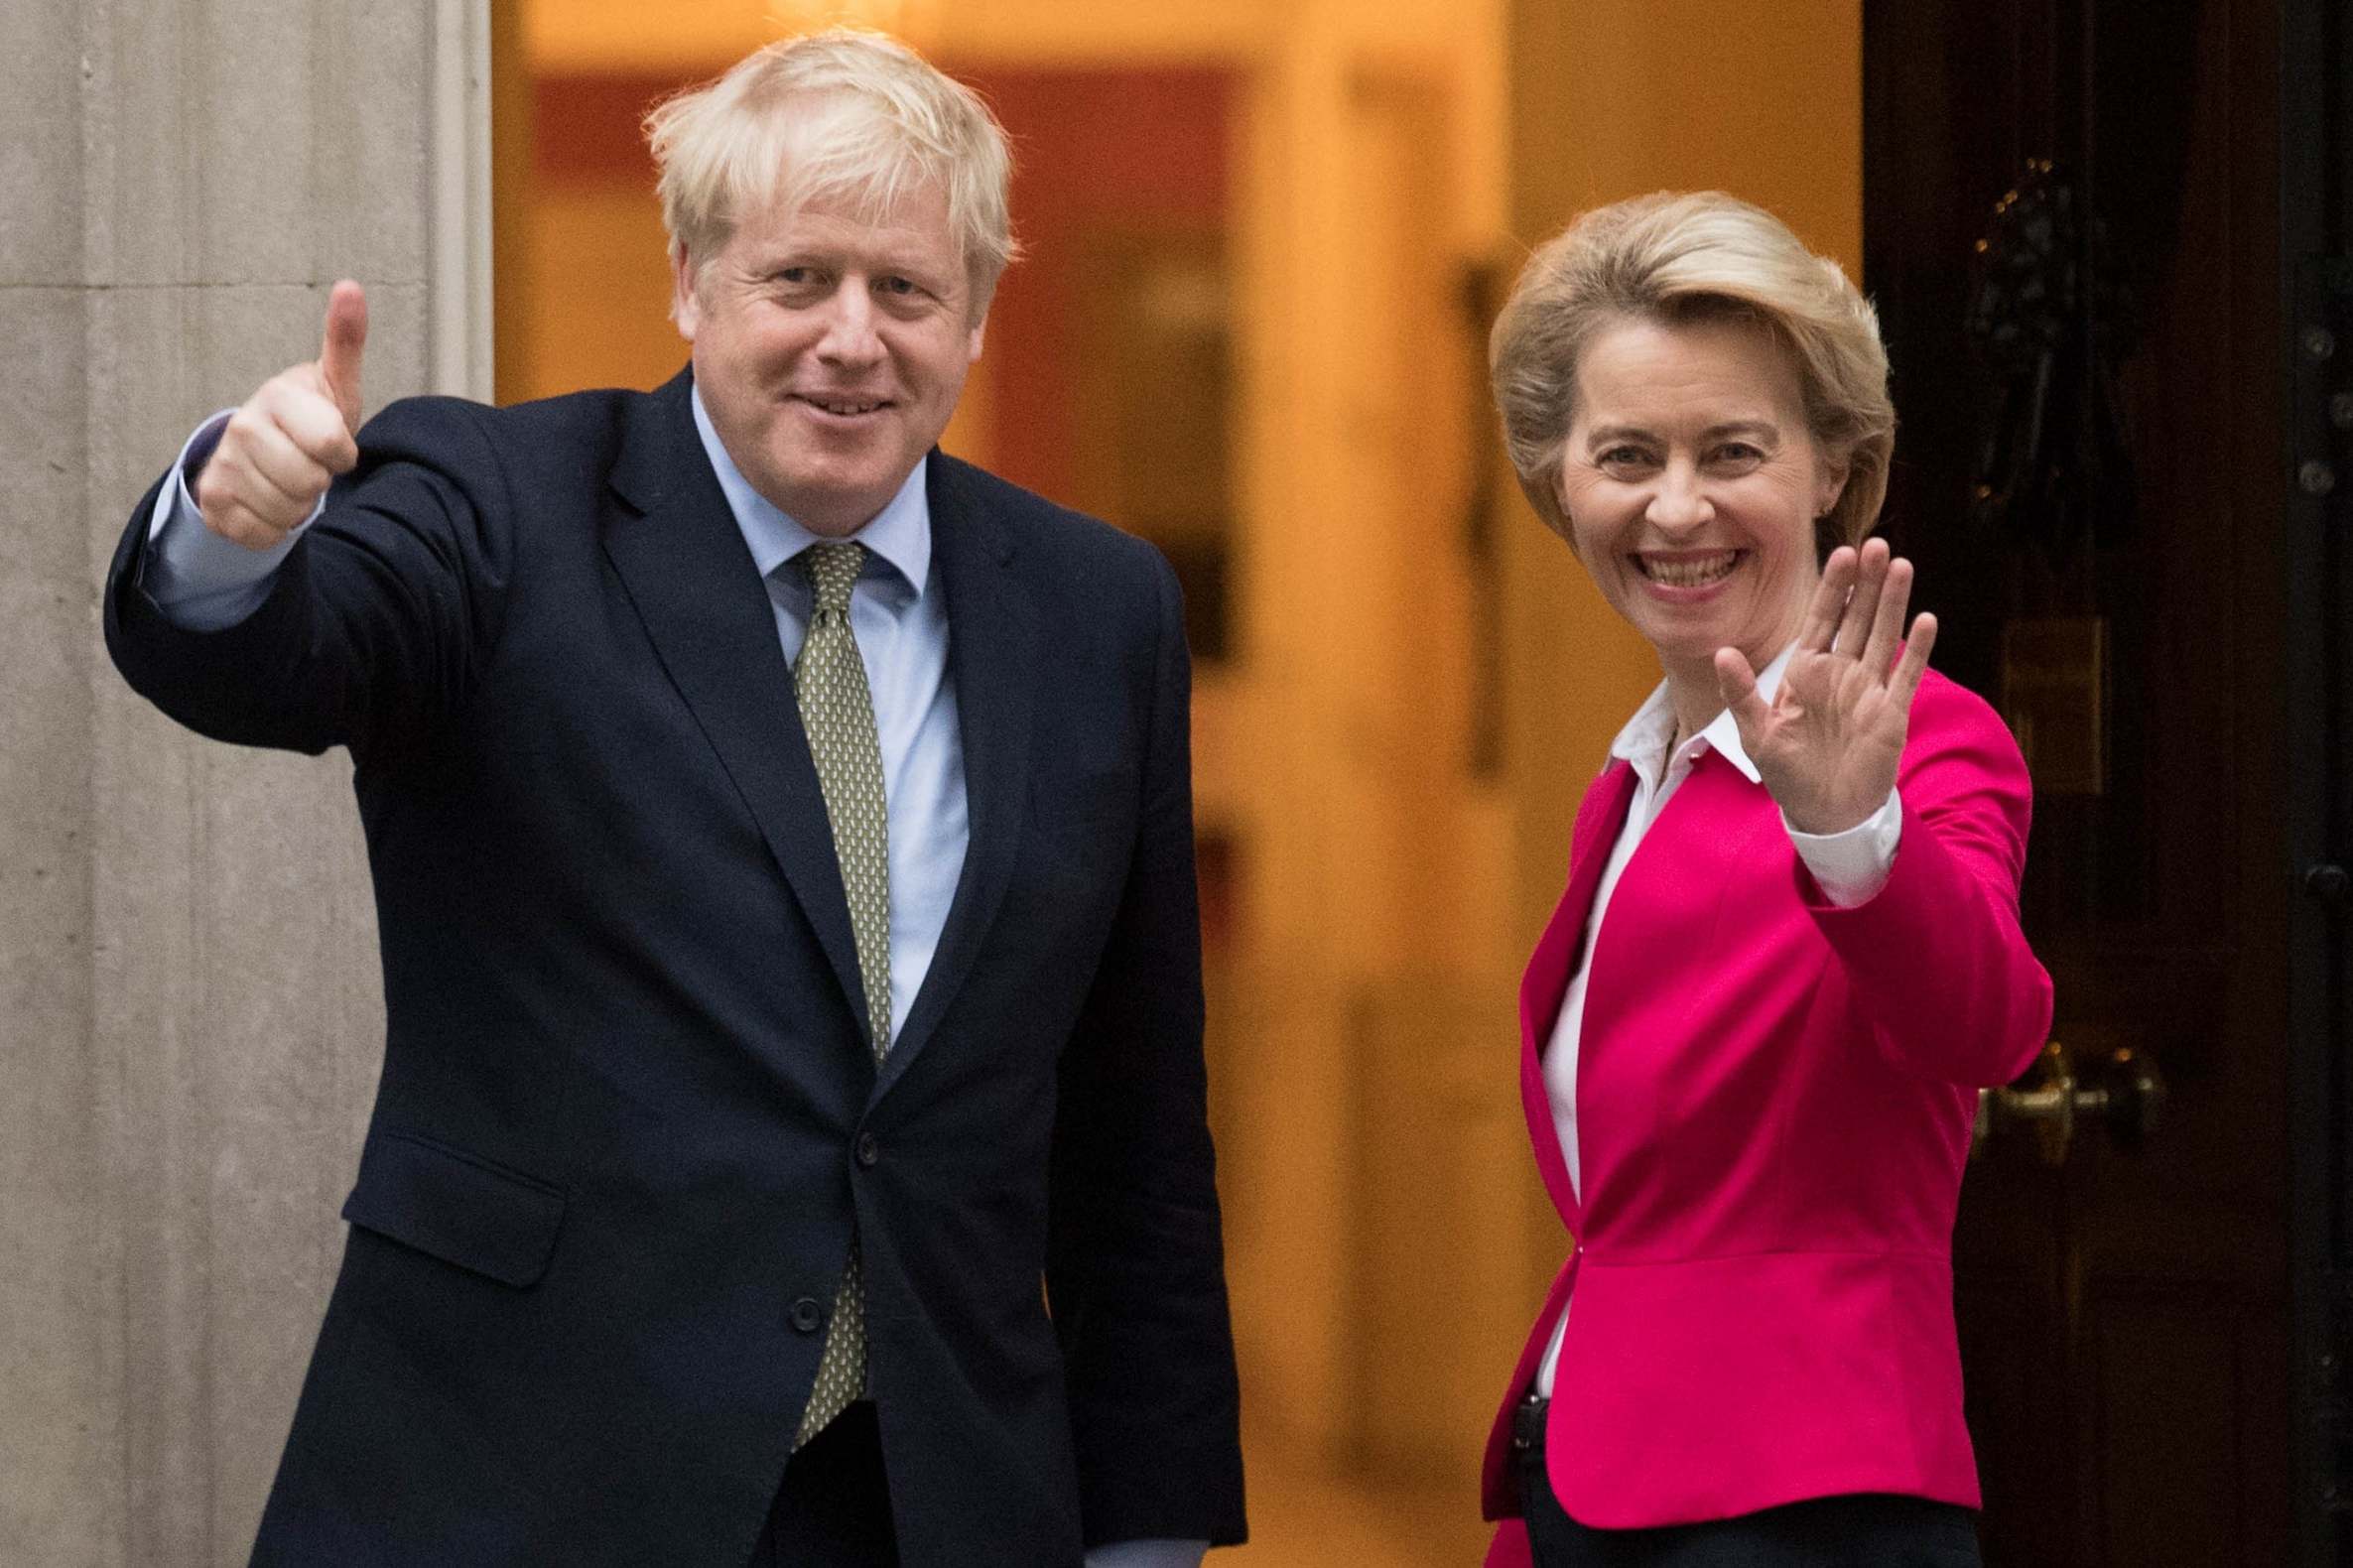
[1473,193,2052,1568]
[1555,314,1846,710]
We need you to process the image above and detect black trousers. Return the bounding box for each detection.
[749,1402,899,1567]
[1512,1397,1982,1568]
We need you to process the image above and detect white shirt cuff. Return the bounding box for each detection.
[1783,787,1902,907]
[141,410,321,631]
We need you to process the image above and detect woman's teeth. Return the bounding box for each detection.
[1637,551,1741,587]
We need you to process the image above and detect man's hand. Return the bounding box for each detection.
[196,281,368,550]
[1715,538,1938,837]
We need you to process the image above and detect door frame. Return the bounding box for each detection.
[2285,0,2352,1558]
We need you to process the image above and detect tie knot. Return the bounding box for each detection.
[799,542,865,618]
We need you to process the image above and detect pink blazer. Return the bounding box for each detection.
[1481,669,2052,1565]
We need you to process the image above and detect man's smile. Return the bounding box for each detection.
[791,393,895,419]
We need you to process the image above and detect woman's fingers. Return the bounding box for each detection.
[1714,646,1774,743]
[1799,547,1857,653]
[1860,555,1914,675]
[1892,612,1939,708]
[1831,538,1890,658]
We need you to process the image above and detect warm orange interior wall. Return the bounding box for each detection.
[499,72,696,405]
[928,66,1234,507]
[1511,0,1862,270]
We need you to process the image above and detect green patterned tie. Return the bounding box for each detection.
[790,541,893,1450]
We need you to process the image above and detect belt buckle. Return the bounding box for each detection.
[1510,1392,1548,1453]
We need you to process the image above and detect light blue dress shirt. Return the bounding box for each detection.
[144,394,1208,1568]
[689,387,967,1047]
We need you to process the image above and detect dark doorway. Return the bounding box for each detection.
[1865,0,2345,1561]
[2284,1,2353,1562]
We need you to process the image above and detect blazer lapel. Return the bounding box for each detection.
[1517,760,1637,1227]
[875,457,1038,1095]
[601,371,870,1034]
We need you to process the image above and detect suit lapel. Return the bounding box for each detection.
[876,456,1038,1097]
[1517,760,1637,1228]
[600,371,870,1034]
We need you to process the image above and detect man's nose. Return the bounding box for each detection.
[815,287,885,366]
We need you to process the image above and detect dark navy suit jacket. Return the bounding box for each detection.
[102,369,1247,1567]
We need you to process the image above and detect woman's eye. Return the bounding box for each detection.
[1713,443,1765,465]
[1598,446,1651,468]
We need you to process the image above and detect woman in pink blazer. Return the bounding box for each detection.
[1476,193,2053,1566]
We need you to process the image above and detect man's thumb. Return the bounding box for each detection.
[319,280,368,434]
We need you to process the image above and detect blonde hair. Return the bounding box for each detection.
[646,29,1018,315]
[1489,192,1895,553]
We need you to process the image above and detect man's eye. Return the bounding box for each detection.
[773,267,820,288]
[876,276,919,297]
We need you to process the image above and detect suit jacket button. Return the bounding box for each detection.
[790,1297,824,1334]
[855,1132,881,1168]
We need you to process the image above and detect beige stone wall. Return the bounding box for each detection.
[1,2,485,1561]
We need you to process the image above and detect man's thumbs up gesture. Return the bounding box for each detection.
[196,281,368,550]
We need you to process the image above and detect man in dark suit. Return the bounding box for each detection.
[101,29,1244,1568]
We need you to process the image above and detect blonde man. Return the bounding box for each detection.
[103,31,1244,1568]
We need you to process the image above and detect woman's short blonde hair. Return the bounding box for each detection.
[646,29,1018,315]
[1489,191,1895,554]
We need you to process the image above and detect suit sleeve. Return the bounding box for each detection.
[1799,676,2054,1087]
[103,396,516,761]
[1045,550,1247,1551]
[143,412,305,628]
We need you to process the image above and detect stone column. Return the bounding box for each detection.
[1,1,489,1562]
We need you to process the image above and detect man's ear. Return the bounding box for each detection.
[965,309,987,365]
[670,245,702,340]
